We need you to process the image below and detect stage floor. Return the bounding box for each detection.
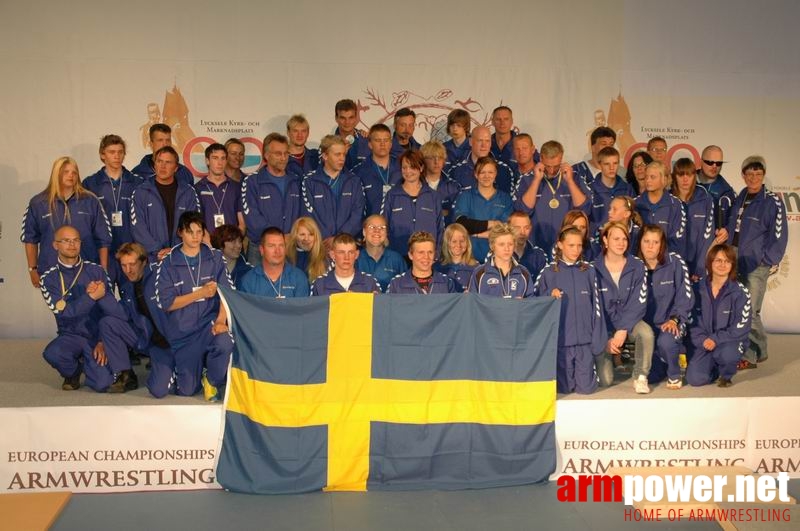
[1,334,798,407]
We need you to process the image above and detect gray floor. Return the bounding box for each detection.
[51,481,800,531]
[2,334,798,407]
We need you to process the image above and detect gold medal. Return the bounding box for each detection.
[56,260,83,313]
[544,173,563,211]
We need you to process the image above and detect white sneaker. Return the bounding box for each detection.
[634,375,650,394]
[666,378,683,390]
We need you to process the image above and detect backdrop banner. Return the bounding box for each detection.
[1,0,799,337]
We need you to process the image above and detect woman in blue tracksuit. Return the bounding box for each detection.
[637,225,694,389]
[590,195,642,258]
[634,161,686,256]
[592,221,654,394]
[22,156,112,287]
[534,226,606,394]
[724,155,788,368]
[453,156,514,263]
[671,158,718,280]
[555,210,598,262]
[211,224,252,288]
[686,244,752,388]
[436,223,478,293]
[286,216,329,283]
[382,150,443,256]
[468,223,534,298]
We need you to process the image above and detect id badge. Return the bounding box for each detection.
[213,214,225,228]
[111,211,123,227]
[383,184,392,195]
[192,286,206,302]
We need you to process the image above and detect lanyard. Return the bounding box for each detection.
[58,260,85,300]
[374,161,390,186]
[265,267,283,297]
[107,173,122,212]
[182,250,203,288]
[205,181,228,215]
[544,173,562,198]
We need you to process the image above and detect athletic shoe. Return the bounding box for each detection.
[737,360,757,370]
[202,374,220,402]
[634,374,650,394]
[62,373,81,391]
[124,370,139,391]
[717,377,732,388]
[666,378,682,390]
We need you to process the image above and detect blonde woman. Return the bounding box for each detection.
[286,216,328,282]
[22,156,111,287]
[436,223,478,292]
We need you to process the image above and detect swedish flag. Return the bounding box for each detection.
[216,290,558,493]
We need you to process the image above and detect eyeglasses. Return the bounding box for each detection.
[702,160,724,167]
[56,238,81,245]
[367,224,387,231]
[712,258,731,265]
[633,162,647,170]
[649,147,667,153]
[744,171,765,178]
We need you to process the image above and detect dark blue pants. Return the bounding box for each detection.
[558,344,597,395]
[686,341,742,386]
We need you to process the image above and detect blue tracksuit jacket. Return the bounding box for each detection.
[21,192,112,273]
[382,183,443,255]
[302,167,365,239]
[82,167,142,252]
[241,167,302,239]
[387,271,456,294]
[725,186,788,276]
[130,179,200,261]
[592,256,648,334]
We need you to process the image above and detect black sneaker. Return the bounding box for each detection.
[62,373,81,391]
[107,373,127,393]
[717,377,732,388]
[124,370,139,391]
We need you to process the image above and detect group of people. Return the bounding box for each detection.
[20,99,787,398]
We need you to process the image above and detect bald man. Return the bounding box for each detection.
[696,145,735,228]
[446,126,515,194]
[39,226,137,392]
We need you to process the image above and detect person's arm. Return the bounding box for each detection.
[562,164,587,207]
[709,286,751,345]
[98,247,109,271]
[25,243,40,288]
[241,174,268,237]
[167,281,216,312]
[130,189,162,258]
[212,303,228,335]
[764,194,789,268]
[92,196,112,269]
[617,261,648,334]
[340,177,366,237]
[668,201,687,254]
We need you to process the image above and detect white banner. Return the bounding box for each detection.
[555,397,800,479]
[0,406,223,493]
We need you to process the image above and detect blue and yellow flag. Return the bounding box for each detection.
[216,290,558,493]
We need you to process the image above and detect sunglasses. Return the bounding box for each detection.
[702,160,724,167]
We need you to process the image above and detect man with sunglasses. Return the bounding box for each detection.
[696,145,735,228]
